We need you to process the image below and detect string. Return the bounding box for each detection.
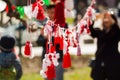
[26,0,32,42]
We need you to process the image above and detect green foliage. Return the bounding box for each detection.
[43,0,50,6]
[16,6,24,19]
[21,67,92,80]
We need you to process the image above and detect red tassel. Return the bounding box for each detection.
[24,41,31,56]
[54,2,65,27]
[87,27,90,34]
[49,45,55,53]
[32,1,45,20]
[80,25,85,34]
[54,36,60,44]
[73,38,77,47]
[46,63,56,80]
[62,52,71,68]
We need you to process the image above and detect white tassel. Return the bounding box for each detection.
[32,6,39,18]
[40,70,47,78]
[63,40,68,54]
[24,5,32,19]
[52,53,60,66]
[44,20,53,34]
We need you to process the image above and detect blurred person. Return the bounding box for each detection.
[46,5,55,21]
[74,0,87,25]
[36,28,47,60]
[0,35,22,80]
[76,0,87,16]
[90,12,120,80]
[117,2,120,17]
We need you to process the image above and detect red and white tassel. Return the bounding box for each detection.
[24,41,34,58]
[32,0,45,20]
[62,30,71,68]
[40,53,60,79]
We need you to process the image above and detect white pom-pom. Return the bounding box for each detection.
[56,53,60,59]
[40,70,47,78]
[52,53,59,66]
[53,58,59,66]
[42,59,48,71]
[29,43,34,59]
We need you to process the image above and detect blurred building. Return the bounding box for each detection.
[10,0,36,6]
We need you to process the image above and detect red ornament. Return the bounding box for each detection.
[46,63,56,80]
[24,41,31,56]
[62,52,71,68]
[32,1,45,20]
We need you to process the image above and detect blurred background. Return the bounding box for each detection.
[0,0,120,80]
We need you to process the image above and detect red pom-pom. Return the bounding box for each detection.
[46,63,56,80]
[24,41,31,56]
[62,52,71,68]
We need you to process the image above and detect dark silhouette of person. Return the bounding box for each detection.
[90,12,120,80]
